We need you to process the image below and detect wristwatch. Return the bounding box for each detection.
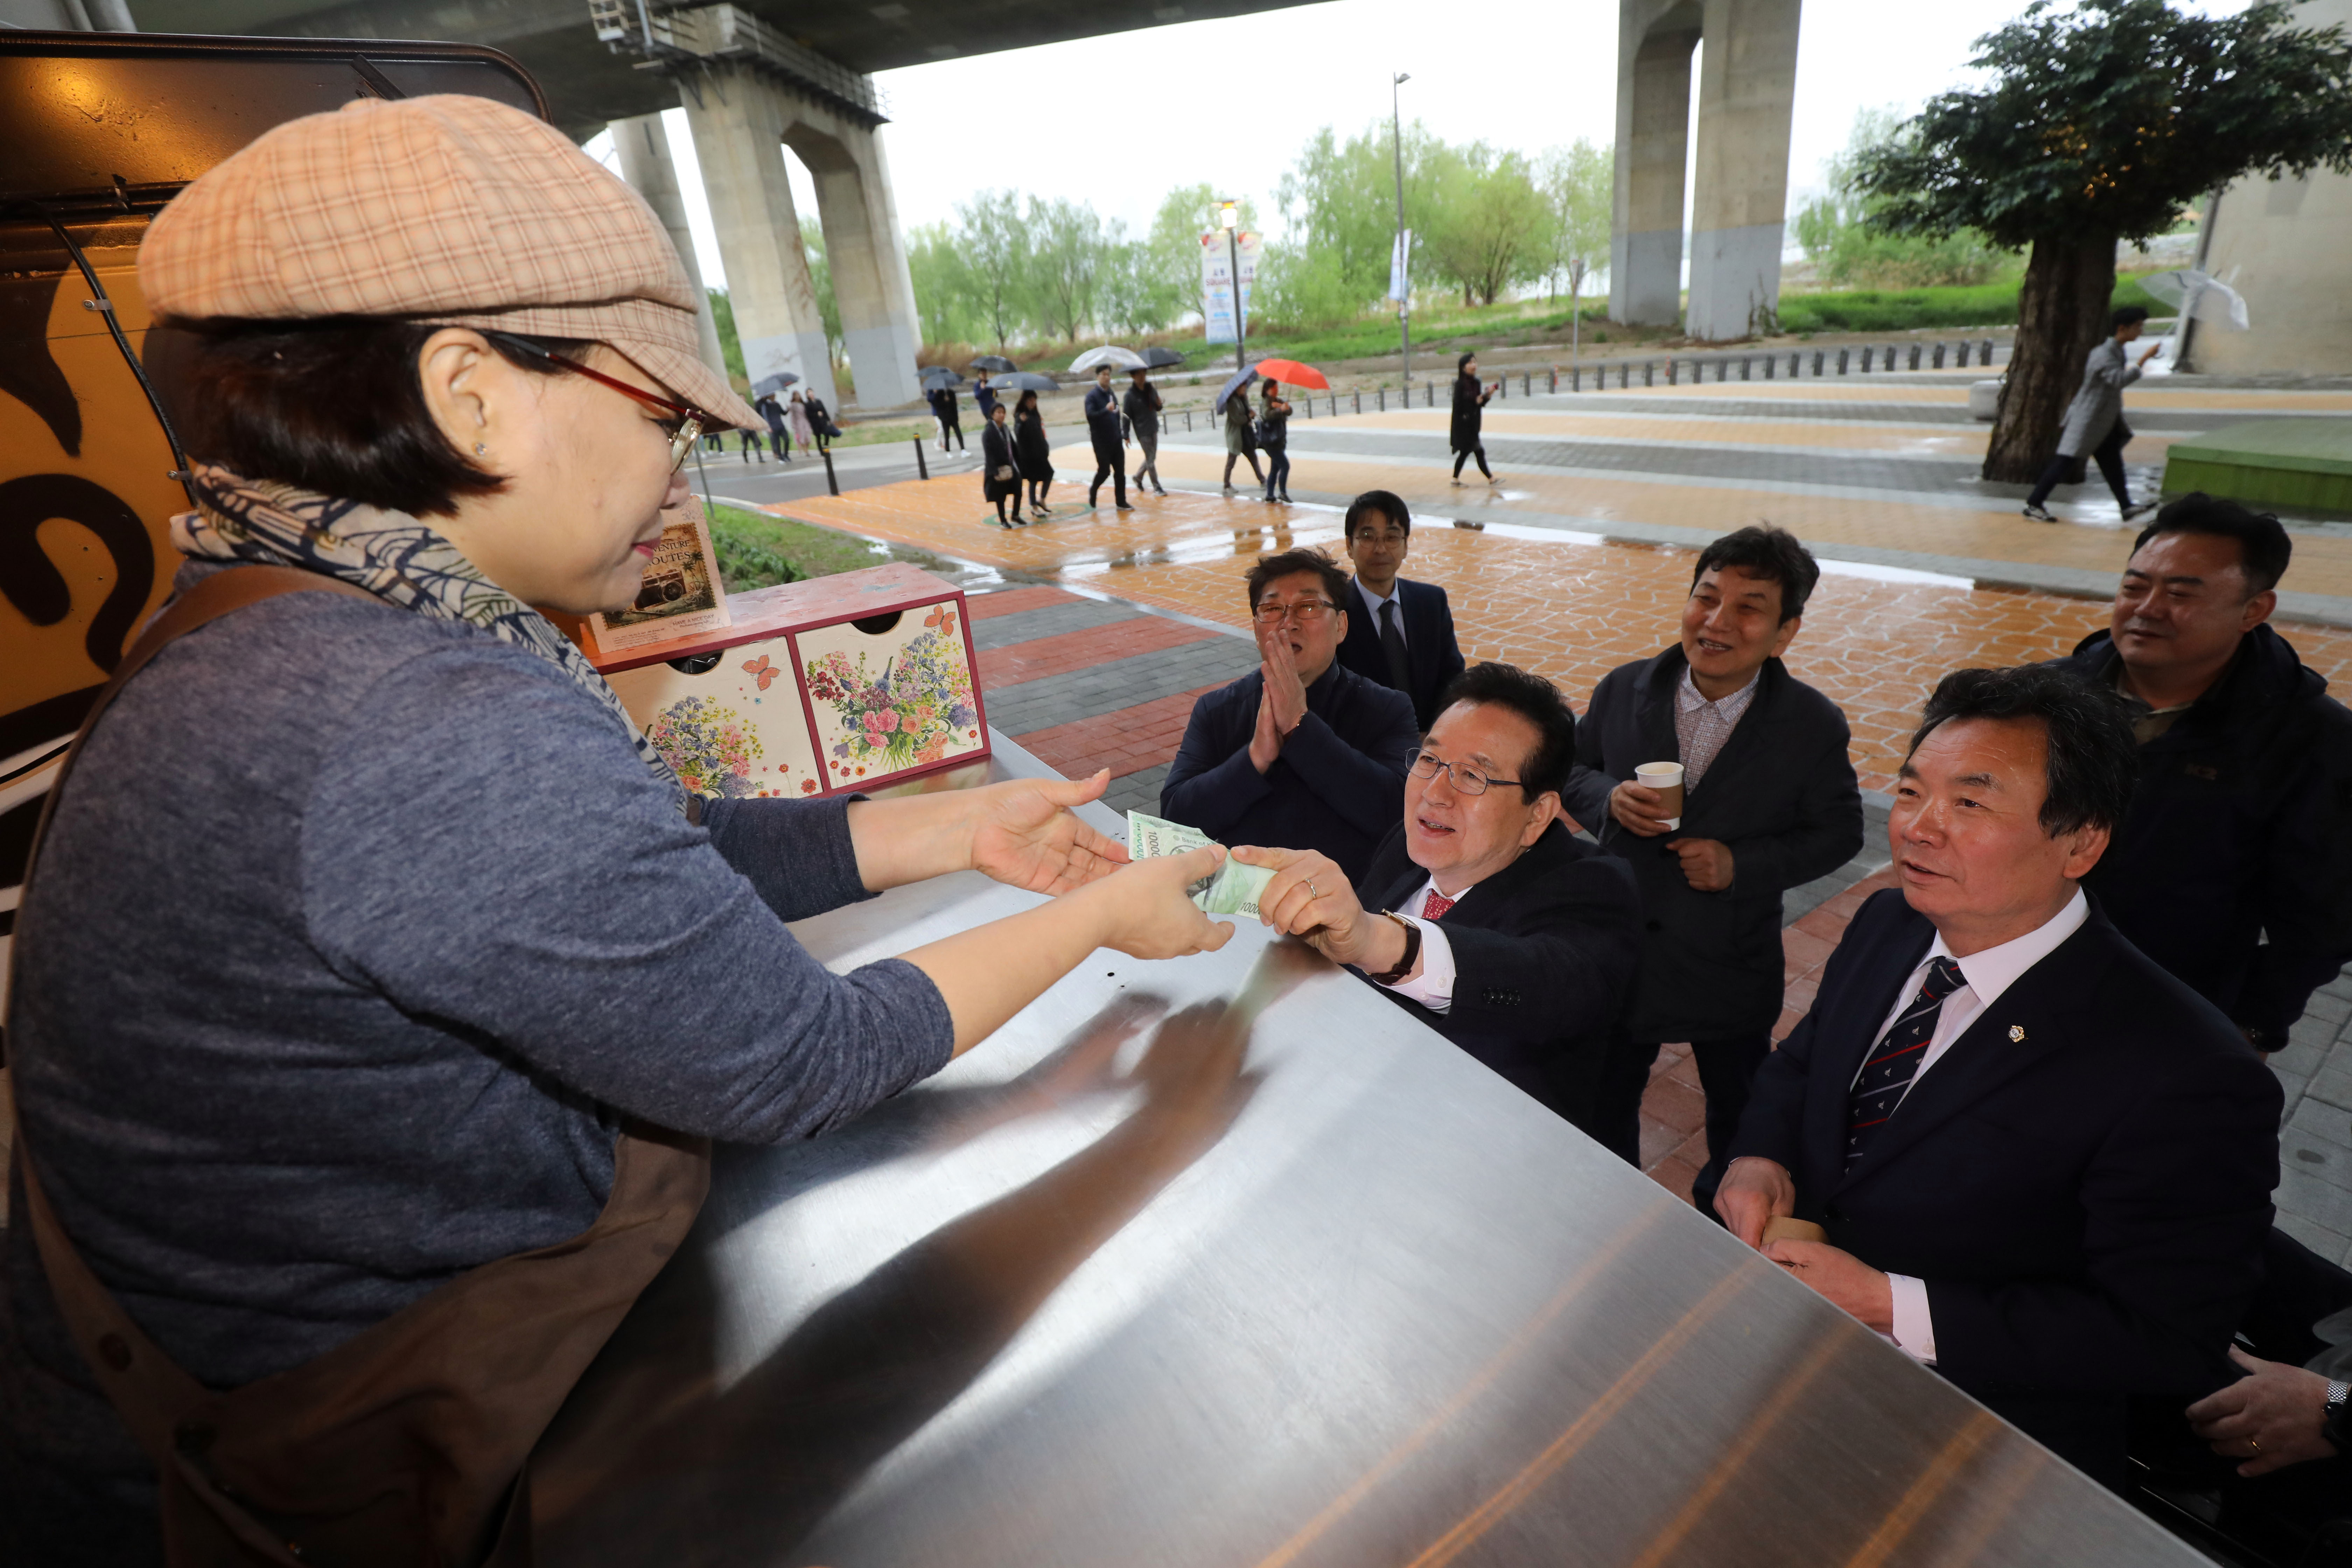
[2325,1379,2351,1454]
[1364,911,1422,985]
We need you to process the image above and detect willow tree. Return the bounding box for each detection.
[1852,0,2352,482]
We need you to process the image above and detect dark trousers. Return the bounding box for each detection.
[2027,426,2131,510]
[764,424,790,461]
[1089,448,1128,508]
[1453,443,1493,479]
[1262,446,1291,500]
[1597,1031,1772,1209]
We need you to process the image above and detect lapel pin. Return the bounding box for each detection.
[2008,1025,2026,1043]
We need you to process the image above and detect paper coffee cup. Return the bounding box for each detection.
[1636,761,1685,829]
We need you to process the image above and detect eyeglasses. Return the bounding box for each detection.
[1253,598,1335,625]
[1410,751,1526,796]
[483,332,707,472]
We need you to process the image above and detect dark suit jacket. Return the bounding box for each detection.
[1560,647,1861,1041]
[1729,889,2281,1488]
[1353,819,1639,1134]
[1160,662,1419,883]
[1335,576,1468,732]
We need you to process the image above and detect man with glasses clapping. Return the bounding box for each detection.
[1237,663,1640,1134]
[1161,547,1420,882]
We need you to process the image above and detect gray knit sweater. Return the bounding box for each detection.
[1,564,953,1539]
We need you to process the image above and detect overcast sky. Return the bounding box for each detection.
[588,0,2250,292]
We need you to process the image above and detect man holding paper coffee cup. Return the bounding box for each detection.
[1562,526,1862,1194]
[1239,663,1640,1132]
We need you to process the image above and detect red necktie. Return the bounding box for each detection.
[1421,889,1456,922]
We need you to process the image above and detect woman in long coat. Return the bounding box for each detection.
[981,402,1025,526]
[1013,388,1057,514]
[3,93,1231,1562]
[1450,351,1496,484]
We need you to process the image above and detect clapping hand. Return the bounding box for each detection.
[1258,619,1310,734]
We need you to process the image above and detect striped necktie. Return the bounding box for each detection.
[1846,956,1968,1169]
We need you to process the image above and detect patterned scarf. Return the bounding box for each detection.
[174,463,687,812]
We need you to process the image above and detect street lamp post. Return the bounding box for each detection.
[1220,199,1244,374]
[1392,71,1411,385]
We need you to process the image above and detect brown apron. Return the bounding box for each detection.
[7,565,711,1566]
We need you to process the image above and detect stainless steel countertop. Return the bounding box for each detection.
[532,736,2203,1567]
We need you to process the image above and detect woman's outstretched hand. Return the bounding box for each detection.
[965,770,1132,894]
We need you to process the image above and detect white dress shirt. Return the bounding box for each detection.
[1372,876,1459,1013]
[1870,888,2088,1365]
[1354,578,1406,646]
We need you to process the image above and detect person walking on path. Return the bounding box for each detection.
[1258,378,1293,504]
[1451,351,1496,485]
[981,401,1025,527]
[2023,305,2162,523]
[755,390,792,464]
[804,391,838,455]
[737,423,765,462]
[1124,366,1167,496]
[1014,388,1056,515]
[787,389,814,455]
[973,369,999,425]
[929,382,965,454]
[1223,381,1265,494]
[1084,363,1132,512]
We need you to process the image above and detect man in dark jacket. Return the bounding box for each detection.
[1240,663,1640,1133]
[2054,492,2352,1054]
[1562,525,1862,1195]
[1719,665,2279,1491]
[1083,364,1130,512]
[1162,547,1419,883]
[1122,367,1166,496]
[1334,490,1466,732]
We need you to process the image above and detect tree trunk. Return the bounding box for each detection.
[1984,231,2116,484]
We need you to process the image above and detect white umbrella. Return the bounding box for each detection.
[2136,268,2250,330]
[1069,345,1146,372]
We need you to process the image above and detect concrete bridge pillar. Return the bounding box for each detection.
[680,67,837,411]
[1609,0,1800,340]
[606,112,729,385]
[781,109,923,410]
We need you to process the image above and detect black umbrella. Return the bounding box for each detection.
[988,372,1059,394]
[969,355,1018,373]
[1142,346,1185,368]
[750,372,800,397]
[919,366,963,387]
[1213,365,1260,415]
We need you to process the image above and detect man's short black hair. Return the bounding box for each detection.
[1906,665,2137,836]
[1690,525,1821,623]
[1434,662,1576,798]
[2111,304,2151,330]
[155,319,589,517]
[1246,546,1350,610]
[2131,491,2292,597]
[1344,490,1411,538]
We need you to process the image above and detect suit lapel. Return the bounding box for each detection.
[1834,924,2112,1193]
[1686,661,1779,803]
[1635,649,1681,769]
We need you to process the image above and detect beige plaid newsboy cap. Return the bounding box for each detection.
[141,93,757,430]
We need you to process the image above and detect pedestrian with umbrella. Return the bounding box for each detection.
[981,400,1025,527]
[754,390,792,464]
[2021,305,2163,524]
[1218,368,1264,494]
[1451,351,1497,485]
[925,373,965,455]
[973,368,999,424]
[1014,388,1056,514]
[1258,378,1293,504]
[1124,366,1167,497]
[1084,363,1132,512]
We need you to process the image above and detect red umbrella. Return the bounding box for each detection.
[1251,358,1329,390]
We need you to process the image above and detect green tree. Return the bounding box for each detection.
[1097,220,1181,336]
[1794,109,2009,289]
[1536,139,1612,307]
[906,220,983,347]
[1025,195,1106,342]
[1853,0,2352,482]
[802,229,844,372]
[1147,184,1259,329]
[1275,124,1434,313]
[705,287,746,381]
[956,189,1032,352]
[1422,142,1547,307]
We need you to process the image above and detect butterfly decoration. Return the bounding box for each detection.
[924,604,957,638]
[744,653,779,691]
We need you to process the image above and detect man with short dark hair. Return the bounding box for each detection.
[1563,525,1862,1195]
[1161,547,1419,881]
[1718,663,2281,1491]
[1123,366,1167,497]
[2055,492,2352,1054]
[2022,304,2163,524]
[1333,490,1466,732]
[1084,363,1131,512]
[1242,663,1640,1131]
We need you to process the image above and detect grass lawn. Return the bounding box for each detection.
[1778,276,2164,335]
[705,503,899,592]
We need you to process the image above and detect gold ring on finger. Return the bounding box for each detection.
[1306,880,1320,899]
[2249,1436,2261,1455]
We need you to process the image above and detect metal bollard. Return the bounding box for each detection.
[913,437,928,481]
[1811,350,1823,377]
[822,444,840,496]
[1860,346,1873,373]
[1666,359,1677,386]
[1790,352,1802,377]
[1836,348,1849,374]
[1572,365,1581,392]
[1980,338,1993,365]
[1427,381,1435,408]
[1763,354,1775,379]
[1908,344,1922,371]
[1378,387,1385,411]
[1740,357,1752,382]
[1521,373,1530,397]
[1932,342,1946,370]
[1644,360,1655,387]
[1354,391,1361,414]
[1955,341,1970,368]
[1718,358,1731,383]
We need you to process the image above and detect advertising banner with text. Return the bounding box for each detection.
[1200,230,1261,345]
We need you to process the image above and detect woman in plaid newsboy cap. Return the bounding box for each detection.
[3,93,1236,1565]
